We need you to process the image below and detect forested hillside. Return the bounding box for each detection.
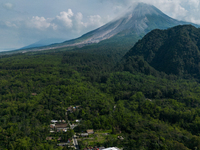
[123,25,200,78]
[1,41,200,150]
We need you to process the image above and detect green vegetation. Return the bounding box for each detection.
[1,25,200,149]
[123,25,200,78]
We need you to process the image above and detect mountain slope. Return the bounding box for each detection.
[122,25,200,78]
[47,3,198,49]
[13,2,200,54]
[19,38,66,50]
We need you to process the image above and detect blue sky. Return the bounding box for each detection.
[1,0,200,50]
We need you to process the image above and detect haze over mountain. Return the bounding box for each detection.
[120,25,200,78]
[19,38,66,50]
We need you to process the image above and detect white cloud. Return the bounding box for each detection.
[151,0,200,24]
[23,9,105,33]
[74,12,87,32]
[153,1,188,19]
[5,21,17,28]
[25,16,57,30]
[88,15,102,26]
[75,12,85,26]
[28,16,51,29]
[56,9,74,28]
[3,3,14,10]
[188,0,199,8]
[188,17,200,24]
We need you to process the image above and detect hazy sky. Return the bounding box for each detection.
[1,0,200,50]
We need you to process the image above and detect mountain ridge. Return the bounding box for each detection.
[122,25,200,78]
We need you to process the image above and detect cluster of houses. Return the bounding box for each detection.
[50,120,68,133]
[47,105,122,149]
[47,120,71,146]
[79,129,94,137]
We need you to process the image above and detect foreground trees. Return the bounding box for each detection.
[1,51,200,149]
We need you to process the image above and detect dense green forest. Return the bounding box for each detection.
[1,25,200,150]
[124,25,200,78]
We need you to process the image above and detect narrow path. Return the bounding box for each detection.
[69,121,79,150]
[73,135,79,150]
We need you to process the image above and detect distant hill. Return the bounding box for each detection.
[15,3,199,53]
[19,38,66,50]
[122,25,200,78]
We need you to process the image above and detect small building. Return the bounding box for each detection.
[87,129,94,134]
[67,106,73,112]
[62,128,67,132]
[80,133,89,137]
[55,123,68,132]
[76,106,80,109]
[55,123,68,128]
[76,119,81,123]
[88,146,94,150]
[93,146,99,150]
[31,93,37,96]
[67,106,80,112]
[51,120,58,124]
[46,137,53,141]
[146,98,152,102]
[102,147,121,150]
[57,143,68,146]
[117,136,124,140]
[50,124,55,129]
[67,139,71,143]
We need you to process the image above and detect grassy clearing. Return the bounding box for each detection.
[78,130,114,147]
[95,129,112,134]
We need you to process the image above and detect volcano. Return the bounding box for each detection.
[20,3,199,52]
[56,3,197,47]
